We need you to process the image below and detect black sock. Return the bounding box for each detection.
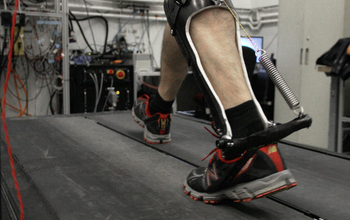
[223,100,265,159]
[225,100,265,138]
[148,92,174,115]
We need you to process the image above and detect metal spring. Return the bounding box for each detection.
[259,50,300,110]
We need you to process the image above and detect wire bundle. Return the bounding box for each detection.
[1,14,64,116]
[2,0,25,219]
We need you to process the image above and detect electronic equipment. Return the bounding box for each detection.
[70,63,133,113]
[240,36,263,63]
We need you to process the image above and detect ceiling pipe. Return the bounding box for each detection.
[70,10,167,21]
[68,3,165,17]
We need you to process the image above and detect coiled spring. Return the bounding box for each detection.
[259,50,301,111]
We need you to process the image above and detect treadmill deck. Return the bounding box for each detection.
[1,111,350,220]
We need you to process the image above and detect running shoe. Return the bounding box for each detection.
[132,95,171,144]
[183,143,297,203]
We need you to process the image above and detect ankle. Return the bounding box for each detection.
[225,100,265,138]
[148,92,174,115]
[223,100,265,159]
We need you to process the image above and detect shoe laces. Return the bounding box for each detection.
[204,121,220,138]
[202,147,244,164]
[202,122,220,163]
[203,121,244,164]
[201,148,218,163]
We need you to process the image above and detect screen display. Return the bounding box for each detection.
[240,37,263,63]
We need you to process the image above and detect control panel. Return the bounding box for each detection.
[70,64,133,113]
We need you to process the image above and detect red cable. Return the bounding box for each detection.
[1,0,25,219]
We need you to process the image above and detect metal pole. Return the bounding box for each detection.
[337,79,344,153]
[62,0,70,114]
[55,0,60,13]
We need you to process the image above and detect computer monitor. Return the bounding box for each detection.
[240,36,263,63]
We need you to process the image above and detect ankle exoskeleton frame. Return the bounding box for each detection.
[164,0,312,155]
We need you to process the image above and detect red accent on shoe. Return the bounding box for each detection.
[259,144,285,172]
[190,196,200,201]
[144,100,171,136]
[158,116,170,135]
[217,149,244,164]
[289,182,298,188]
[144,138,171,145]
[204,200,219,204]
[206,163,219,186]
[202,148,244,164]
[235,154,257,178]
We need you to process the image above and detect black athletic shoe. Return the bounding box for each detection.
[132,95,171,144]
[183,143,297,203]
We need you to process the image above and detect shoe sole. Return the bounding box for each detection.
[143,127,171,144]
[183,169,297,204]
[132,107,145,127]
[132,108,171,144]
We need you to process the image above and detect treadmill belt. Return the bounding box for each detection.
[1,112,349,219]
[90,111,350,220]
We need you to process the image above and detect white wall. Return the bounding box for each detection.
[232,0,279,8]
[251,0,279,8]
[231,0,252,9]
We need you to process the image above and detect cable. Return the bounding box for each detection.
[49,90,56,115]
[83,0,98,52]
[102,77,114,111]
[0,98,32,116]
[69,11,94,52]
[1,0,25,219]
[89,72,99,112]
[78,16,109,58]
[112,10,137,43]
[3,0,8,9]
[137,74,158,90]
[264,33,278,51]
[137,21,147,52]
[94,73,103,112]
[19,0,28,7]
[18,0,21,13]
[69,12,109,58]
[6,68,45,102]
[95,72,104,112]
[136,11,159,68]
[145,10,157,69]
[13,74,28,117]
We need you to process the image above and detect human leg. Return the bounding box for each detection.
[189,8,252,110]
[189,7,266,140]
[163,0,301,203]
[157,24,188,102]
[132,23,188,144]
